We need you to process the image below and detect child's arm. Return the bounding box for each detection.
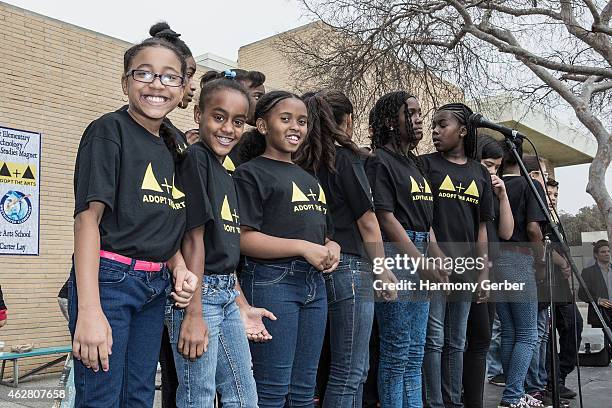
[527,221,545,281]
[166,249,197,308]
[356,211,398,300]
[475,221,490,303]
[175,227,208,360]
[376,211,446,283]
[73,201,111,373]
[234,281,277,342]
[491,175,514,240]
[240,228,332,271]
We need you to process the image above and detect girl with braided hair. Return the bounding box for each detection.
[364,91,443,407]
[294,91,396,407]
[421,103,494,408]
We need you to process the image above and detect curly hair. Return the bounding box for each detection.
[294,92,363,173]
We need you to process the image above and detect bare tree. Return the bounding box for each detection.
[281,0,612,239]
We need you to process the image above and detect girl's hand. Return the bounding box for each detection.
[476,274,490,304]
[73,306,113,372]
[302,242,334,271]
[172,266,198,308]
[375,269,399,301]
[323,241,341,273]
[491,175,507,198]
[178,312,208,360]
[240,306,277,342]
[185,129,200,146]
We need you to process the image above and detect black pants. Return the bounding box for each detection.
[362,313,380,408]
[462,301,496,408]
[159,325,178,408]
[547,303,583,385]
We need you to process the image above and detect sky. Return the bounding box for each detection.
[4,0,611,215]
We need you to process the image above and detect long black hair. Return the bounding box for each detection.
[294,93,363,173]
[370,91,417,151]
[436,102,477,159]
[237,91,302,163]
[123,37,186,163]
[477,134,504,161]
[319,90,354,126]
[370,91,423,172]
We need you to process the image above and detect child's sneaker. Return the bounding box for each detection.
[523,393,557,408]
[498,399,529,408]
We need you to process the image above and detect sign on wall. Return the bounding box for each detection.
[0,126,40,255]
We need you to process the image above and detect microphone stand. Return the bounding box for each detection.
[544,235,561,408]
[503,133,612,408]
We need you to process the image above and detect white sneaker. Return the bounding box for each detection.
[522,394,547,408]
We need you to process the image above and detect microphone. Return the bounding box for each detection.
[469,113,526,142]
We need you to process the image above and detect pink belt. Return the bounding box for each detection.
[100,250,165,272]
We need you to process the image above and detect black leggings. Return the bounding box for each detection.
[159,326,178,408]
[462,301,496,408]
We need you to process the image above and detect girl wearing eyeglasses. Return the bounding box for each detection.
[69,36,197,407]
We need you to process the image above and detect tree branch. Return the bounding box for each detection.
[478,2,561,20]
[560,0,612,65]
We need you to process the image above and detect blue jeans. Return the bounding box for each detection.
[495,250,538,404]
[166,274,257,408]
[322,254,374,408]
[240,258,327,408]
[423,291,471,408]
[376,232,430,408]
[68,258,170,408]
[486,313,503,380]
[525,307,550,393]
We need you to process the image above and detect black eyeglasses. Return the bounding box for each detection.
[127,69,184,87]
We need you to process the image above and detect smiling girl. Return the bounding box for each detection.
[70,37,197,407]
[234,91,340,407]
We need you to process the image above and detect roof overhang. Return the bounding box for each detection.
[480,98,596,167]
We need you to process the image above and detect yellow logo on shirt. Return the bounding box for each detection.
[220,195,240,234]
[291,181,327,214]
[223,156,236,173]
[410,176,433,201]
[437,175,480,204]
[140,163,185,210]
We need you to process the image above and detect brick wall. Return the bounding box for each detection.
[0,2,202,376]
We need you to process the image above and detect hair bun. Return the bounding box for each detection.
[149,22,181,40]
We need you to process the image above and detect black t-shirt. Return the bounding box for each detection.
[234,156,333,263]
[366,148,434,233]
[316,147,373,257]
[74,110,186,262]
[178,142,240,275]
[421,152,494,258]
[117,105,188,150]
[501,175,547,243]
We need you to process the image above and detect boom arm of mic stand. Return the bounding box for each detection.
[504,138,612,345]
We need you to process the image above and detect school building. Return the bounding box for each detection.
[0,1,596,377]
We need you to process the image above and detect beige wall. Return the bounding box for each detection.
[0,2,203,375]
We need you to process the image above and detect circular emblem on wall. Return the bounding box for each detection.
[1,190,32,224]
